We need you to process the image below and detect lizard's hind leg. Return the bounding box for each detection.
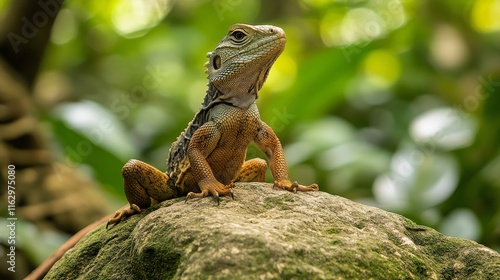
[235,158,268,182]
[107,159,174,228]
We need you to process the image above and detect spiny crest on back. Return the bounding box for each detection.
[167,23,286,177]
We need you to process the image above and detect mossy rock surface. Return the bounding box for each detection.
[46,183,500,279]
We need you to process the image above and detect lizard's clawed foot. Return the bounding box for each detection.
[106,204,142,229]
[185,182,235,205]
[273,179,319,192]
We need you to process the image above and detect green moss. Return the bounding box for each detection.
[411,257,430,278]
[329,239,341,246]
[199,235,273,278]
[403,218,500,279]
[134,241,181,279]
[46,184,500,280]
[403,218,430,232]
[45,221,137,279]
[325,227,343,246]
[387,233,401,246]
[325,227,340,234]
[353,220,365,229]
[263,194,295,210]
[281,193,296,202]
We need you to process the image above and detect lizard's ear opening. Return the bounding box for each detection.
[212,55,221,70]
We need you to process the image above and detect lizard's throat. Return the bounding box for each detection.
[209,83,257,109]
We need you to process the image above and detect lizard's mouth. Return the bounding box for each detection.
[206,24,288,108]
[238,32,286,60]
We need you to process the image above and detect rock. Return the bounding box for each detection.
[45,183,500,279]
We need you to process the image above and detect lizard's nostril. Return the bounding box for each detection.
[269,28,274,33]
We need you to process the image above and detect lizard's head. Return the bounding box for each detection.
[205,23,286,108]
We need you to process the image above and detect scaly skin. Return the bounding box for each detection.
[107,23,318,227]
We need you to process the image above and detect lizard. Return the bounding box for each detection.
[106,23,319,227]
[26,23,318,279]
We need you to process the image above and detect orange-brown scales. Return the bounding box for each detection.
[107,24,318,228]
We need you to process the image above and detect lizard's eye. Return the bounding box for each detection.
[230,30,247,42]
[212,54,221,70]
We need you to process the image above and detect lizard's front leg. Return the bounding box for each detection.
[255,122,319,192]
[107,159,176,228]
[185,122,234,203]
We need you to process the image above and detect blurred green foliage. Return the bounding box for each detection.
[17,0,500,255]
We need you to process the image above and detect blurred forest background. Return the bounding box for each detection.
[1,0,500,278]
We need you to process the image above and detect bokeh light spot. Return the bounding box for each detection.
[471,0,500,33]
[363,49,401,87]
[112,0,173,38]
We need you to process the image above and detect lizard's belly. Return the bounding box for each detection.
[206,143,248,184]
[205,104,261,184]
[170,141,249,191]
[173,103,262,190]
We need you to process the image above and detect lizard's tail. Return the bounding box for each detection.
[24,211,116,280]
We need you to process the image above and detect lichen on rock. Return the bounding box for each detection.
[45,183,500,279]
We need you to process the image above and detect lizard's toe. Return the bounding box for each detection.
[185,189,209,203]
[106,211,123,229]
[184,182,234,204]
[273,180,319,192]
[217,183,233,196]
[105,205,142,229]
[130,204,142,213]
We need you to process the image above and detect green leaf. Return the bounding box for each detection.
[49,117,125,199]
[262,46,366,126]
